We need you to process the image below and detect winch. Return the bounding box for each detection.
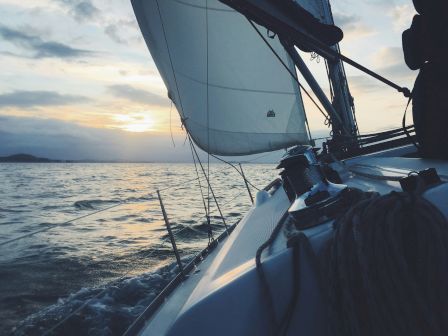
[278,146,347,229]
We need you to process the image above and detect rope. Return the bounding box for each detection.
[402,94,420,150]
[326,192,448,336]
[255,211,290,334]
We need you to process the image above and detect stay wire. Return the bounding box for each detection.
[169,101,176,147]
[247,18,331,126]
[187,134,229,232]
[0,202,125,248]
[0,166,236,248]
[205,0,212,241]
[188,135,214,241]
[209,153,261,191]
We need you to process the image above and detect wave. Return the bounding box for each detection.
[14,259,191,336]
[74,200,119,210]
[74,195,154,210]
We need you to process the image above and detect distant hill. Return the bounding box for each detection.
[0,154,62,163]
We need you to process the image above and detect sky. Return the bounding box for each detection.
[0,0,418,161]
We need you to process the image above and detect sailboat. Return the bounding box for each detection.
[124,0,448,335]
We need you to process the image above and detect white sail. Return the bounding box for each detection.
[131,0,310,156]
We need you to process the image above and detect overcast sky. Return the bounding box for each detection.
[0,0,417,161]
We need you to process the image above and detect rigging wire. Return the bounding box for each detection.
[0,165,237,248]
[0,202,125,248]
[205,0,212,243]
[187,134,229,232]
[247,18,332,127]
[169,101,176,147]
[209,153,261,192]
[245,151,283,163]
[188,132,214,242]
[154,0,186,120]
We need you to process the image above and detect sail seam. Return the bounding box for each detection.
[175,70,297,95]
[167,0,233,12]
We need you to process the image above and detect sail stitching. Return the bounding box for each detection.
[168,0,233,12]
[175,70,298,95]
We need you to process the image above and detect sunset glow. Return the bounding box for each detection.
[0,0,418,161]
[113,113,155,133]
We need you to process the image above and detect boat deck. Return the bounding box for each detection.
[136,148,448,336]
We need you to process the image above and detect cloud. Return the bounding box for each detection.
[107,84,169,107]
[104,24,127,44]
[0,115,193,162]
[333,13,359,27]
[373,47,404,66]
[333,12,376,40]
[390,4,416,32]
[372,47,417,83]
[54,0,100,22]
[0,25,93,59]
[104,17,142,45]
[0,90,90,109]
[347,75,383,94]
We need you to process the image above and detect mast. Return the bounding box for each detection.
[320,0,358,139]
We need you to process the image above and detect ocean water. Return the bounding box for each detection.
[0,163,278,335]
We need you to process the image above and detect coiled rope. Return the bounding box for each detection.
[326,191,448,336]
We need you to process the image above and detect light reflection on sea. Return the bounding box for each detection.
[0,163,278,335]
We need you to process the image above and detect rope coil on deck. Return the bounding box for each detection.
[326,191,448,336]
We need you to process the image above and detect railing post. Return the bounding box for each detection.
[239,163,254,204]
[157,190,185,277]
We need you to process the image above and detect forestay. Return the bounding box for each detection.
[132,0,310,156]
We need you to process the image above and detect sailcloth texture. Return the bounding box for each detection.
[132,0,310,155]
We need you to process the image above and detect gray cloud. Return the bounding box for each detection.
[333,13,360,27]
[107,84,169,107]
[55,0,100,22]
[104,17,142,45]
[0,90,90,109]
[333,12,375,39]
[0,115,192,162]
[347,75,383,94]
[104,24,127,44]
[0,116,290,162]
[0,25,93,59]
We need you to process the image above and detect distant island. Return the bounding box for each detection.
[0,154,68,163]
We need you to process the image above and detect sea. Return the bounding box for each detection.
[0,163,278,336]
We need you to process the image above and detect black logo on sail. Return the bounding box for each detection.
[267,109,276,118]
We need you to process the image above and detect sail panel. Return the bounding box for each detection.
[132,0,310,156]
[294,0,326,22]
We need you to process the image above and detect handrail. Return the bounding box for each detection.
[122,223,238,336]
